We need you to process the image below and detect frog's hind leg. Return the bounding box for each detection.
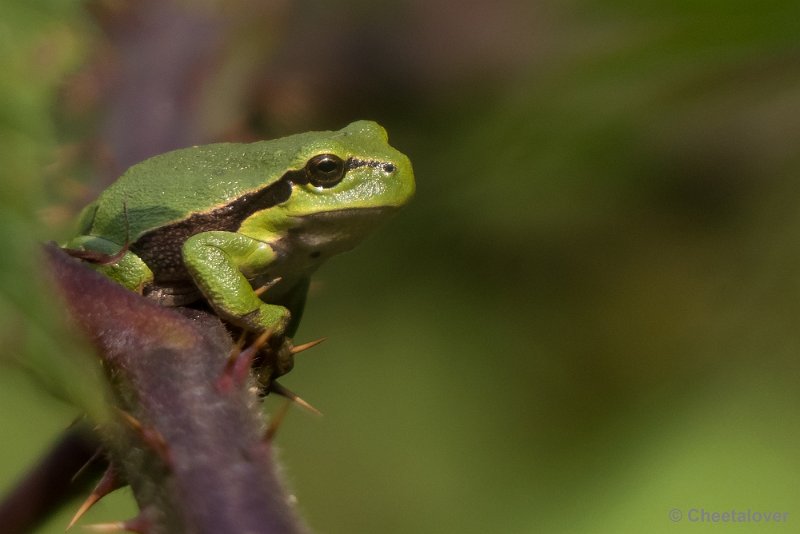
[63,236,154,293]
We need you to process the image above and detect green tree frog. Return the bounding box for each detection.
[65,121,414,380]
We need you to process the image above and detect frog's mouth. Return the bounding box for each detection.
[293,206,400,233]
[296,206,397,221]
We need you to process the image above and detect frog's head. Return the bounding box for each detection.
[256,120,415,255]
[286,120,414,213]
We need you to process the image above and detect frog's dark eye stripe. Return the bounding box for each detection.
[288,155,397,189]
[347,158,396,173]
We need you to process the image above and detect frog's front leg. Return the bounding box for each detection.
[181,231,290,338]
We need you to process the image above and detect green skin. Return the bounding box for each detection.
[65,121,414,379]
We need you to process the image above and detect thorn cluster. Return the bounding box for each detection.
[65,329,326,530]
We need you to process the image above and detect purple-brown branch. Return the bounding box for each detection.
[0,426,101,534]
[40,244,306,534]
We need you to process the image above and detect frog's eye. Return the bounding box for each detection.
[305,154,346,188]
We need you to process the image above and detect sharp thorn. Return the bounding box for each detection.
[291,337,327,354]
[81,508,152,533]
[67,500,98,529]
[70,447,103,483]
[80,523,144,534]
[115,408,143,432]
[264,398,292,442]
[222,331,248,371]
[232,346,258,384]
[218,328,274,392]
[218,331,251,393]
[80,522,126,533]
[115,408,171,466]
[236,330,248,346]
[68,503,96,529]
[67,415,86,429]
[67,465,123,529]
[250,327,274,352]
[253,277,282,297]
[269,382,322,416]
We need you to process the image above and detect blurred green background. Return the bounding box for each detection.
[3,0,800,532]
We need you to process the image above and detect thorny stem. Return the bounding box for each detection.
[41,244,307,534]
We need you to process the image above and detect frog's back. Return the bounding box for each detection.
[84,135,314,242]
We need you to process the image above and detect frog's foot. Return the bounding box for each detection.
[216,328,325,393]
[62,236,153,292]
[63,243,129,265]
[252,334,326,385]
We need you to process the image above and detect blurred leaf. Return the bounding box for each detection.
[0,1,108,421]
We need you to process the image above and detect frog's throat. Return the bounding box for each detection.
[282,206,398,257]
